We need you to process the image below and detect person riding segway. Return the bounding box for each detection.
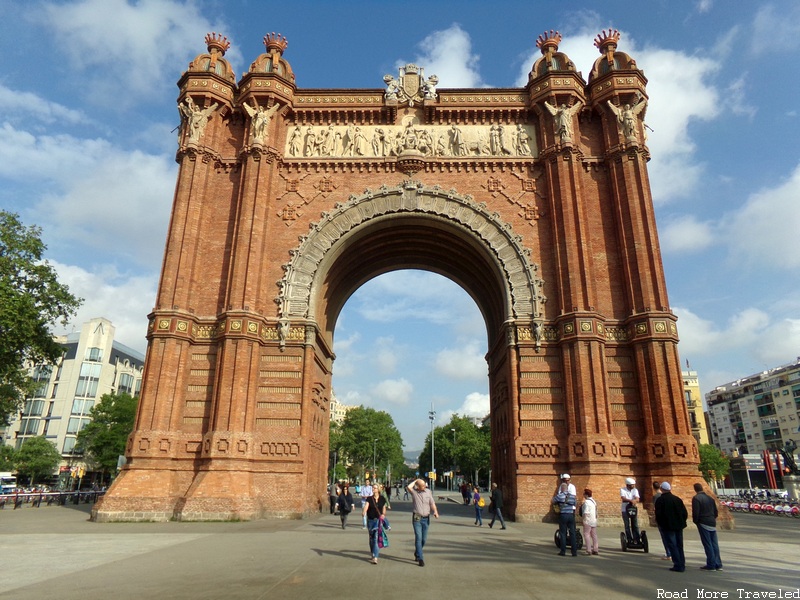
[619,477,649,552]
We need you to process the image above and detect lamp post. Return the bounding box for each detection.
[373,438,378,481]
[451,428,456,491]
[429,401,436,491]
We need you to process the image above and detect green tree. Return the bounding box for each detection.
[336,406,404,482]
[15,436,61,485]
[76,393,137,481]
[0,211,82,424]
[0,444,16,470]
[419,415,491,487]
[698,443,730,483]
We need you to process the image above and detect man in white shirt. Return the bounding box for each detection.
[360,479,373,529]
[620,477,641,543]
[560,474,577,496]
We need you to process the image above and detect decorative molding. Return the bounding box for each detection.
[276,182,545,321]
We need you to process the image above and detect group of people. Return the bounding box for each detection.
[552,475,723,573]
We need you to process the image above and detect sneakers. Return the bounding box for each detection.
[716,567,724,571]
[418,559,425,567]
[661,555,672,560]
[700,566,715,571]
[370,557,378,564]
[592,551,599,555]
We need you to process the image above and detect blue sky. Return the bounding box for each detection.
[2,0,799,451]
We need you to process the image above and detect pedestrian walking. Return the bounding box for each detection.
[692,483,723,571]
[488,483,506,529]
[336,484,354,529]
[329,480,339,515]
[360,479,373,529]
[653,481,671,560]
[363,485,387,564]
[473,485,483,526]
[654,481,688,572]
[407,478,439,567]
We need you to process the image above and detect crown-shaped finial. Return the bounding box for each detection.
[264,32,289,55]
[205,32,230,55]
[594,29,621,52]
[536,30,562,53]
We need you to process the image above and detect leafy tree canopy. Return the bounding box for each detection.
[0,444,16,471]
[76,393,137,476]
[418,414,491,485]
[333,406,404,482]
[15,436,61,485]
[0,211,82,424]
[698,443,731,482]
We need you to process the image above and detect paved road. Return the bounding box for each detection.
[1,493,798,599]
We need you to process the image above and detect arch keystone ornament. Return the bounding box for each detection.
[93,30,709,525]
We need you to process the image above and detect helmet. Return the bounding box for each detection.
[561,473,571,480]
[625,477,636,485]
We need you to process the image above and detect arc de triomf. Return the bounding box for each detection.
[93,29,701,522]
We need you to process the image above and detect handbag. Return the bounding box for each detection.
[478,497,485,508]
[378,519,389,548]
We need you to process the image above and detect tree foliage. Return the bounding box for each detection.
[0,444,16,471]
[15,436,61,485]
[76,393,138,478]
[418,414,491,485]
[332,406,404,482]
[698,443,730,482]
[0,211,82,424]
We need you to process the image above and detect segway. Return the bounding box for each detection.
[554,527,584,551]
[619,503,648,552]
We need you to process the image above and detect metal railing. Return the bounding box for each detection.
[0,490,105,509]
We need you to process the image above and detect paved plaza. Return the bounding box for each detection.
[1,493,798,600]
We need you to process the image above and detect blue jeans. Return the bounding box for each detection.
[474,504,483,525]
[412,515,430,561]
[558,512,577,555]
[662,529,685,571]
[697,525,722,569]
[658,526,671,557]
[489,507,505,528]
[367,518,381,558]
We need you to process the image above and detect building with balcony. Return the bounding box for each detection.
[706,358,800,456]
[2,317,144,476]
[682,367,710,445]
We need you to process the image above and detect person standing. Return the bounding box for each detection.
[653,481,671,560]
[472,485,483,526]
[692,483,723,571]
[553,482,578,556]
[336,484,354,529]
[488,483,506,529]
[654,482,688,572]
[407,478,439,567]
[363,484,387,564]
[580,488,599,555]
[329,480,339,515]
[620,477,641,544]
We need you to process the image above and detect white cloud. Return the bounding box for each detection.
[438,391,490,424]
[51,261,157,354]
[434,340,488,380]
[374,336,401,374]
[660,215,716,253]
[404,23,483,88]
[722,162,800,270]
[39,0,240,106]
[752,3,800,54]
[0,84,89,126]
[371,379,414,406]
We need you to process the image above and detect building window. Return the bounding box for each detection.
[71,398,94,416]
[63,437,77,453]
[118,373,134,395]
[85,347,103,362]
[23,399,45,416]
[75,362,102,397]
[18,418,39,435]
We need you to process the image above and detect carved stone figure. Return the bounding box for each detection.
[515,124,531,156]
[543,100,582,144]
[288,126,302,156]
[303,127,315,156]
[422,74,439,100]
[179,96,219,143]
[607,95,647,141]
[243,102,280,144]
[383,74,400,100]
[450,125,466,157]
[352,127,367,156]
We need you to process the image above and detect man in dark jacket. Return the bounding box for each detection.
[488,483,506,529]
[692,483,723,571]
[654,481,688,572]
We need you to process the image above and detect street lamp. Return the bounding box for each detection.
[373,438,378,480]
[429,401,436,491]
[451,428,456,491]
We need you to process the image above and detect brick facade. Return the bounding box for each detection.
[93,30,706,523]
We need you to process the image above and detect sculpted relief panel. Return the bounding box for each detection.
[285,120,537,159]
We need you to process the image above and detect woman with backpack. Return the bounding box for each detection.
[473,485,484,526]
[337,484,354,529]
